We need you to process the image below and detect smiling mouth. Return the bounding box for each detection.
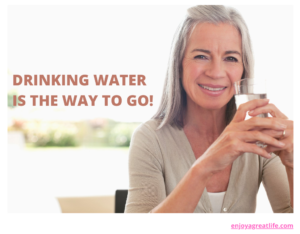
[198,84,227,91]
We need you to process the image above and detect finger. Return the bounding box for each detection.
[236,141,272,159]
[264,137,293,153]
[236,117,287,131]
[236,131,286,149]
[248,103,288,119]
[232,99,269,123]
[251,119,293,132]
[260,129,289,139]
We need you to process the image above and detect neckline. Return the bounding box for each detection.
[177,126,238,212]
[207,191,226,194]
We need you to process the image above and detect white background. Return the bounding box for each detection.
[2,1,299,234]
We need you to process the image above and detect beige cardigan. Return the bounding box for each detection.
[124,119,293,213]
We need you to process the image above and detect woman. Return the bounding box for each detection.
[124,5,293,213]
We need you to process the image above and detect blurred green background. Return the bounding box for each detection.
[8,90,140,148]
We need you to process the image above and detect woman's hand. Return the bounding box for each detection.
[194,99,287,176]
[248,103,294,169]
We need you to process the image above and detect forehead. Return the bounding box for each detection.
[187,22,242,52]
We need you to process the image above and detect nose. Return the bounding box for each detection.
[204,59,226,79]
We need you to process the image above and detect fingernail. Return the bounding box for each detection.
[248,110,254,114]
[278,141,285,147]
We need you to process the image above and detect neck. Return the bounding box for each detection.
[183,99,227,138]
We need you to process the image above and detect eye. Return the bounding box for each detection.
[194,55,208,60]
[225,56,238,62]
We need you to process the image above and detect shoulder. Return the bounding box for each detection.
[131,118,174,142]
[130,119,159,143]
[129,118,180,167]
[133,119,161,135]
[130,119,167,154]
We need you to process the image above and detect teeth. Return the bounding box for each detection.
[199,84,226,91]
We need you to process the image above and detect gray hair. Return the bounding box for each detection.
[152,5,254,129]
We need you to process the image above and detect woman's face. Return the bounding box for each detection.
[182,22,244,110]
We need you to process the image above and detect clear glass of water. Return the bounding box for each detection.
[233,78,267,147]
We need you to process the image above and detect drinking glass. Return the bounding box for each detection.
[233,78,267,147]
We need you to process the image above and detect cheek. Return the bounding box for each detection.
[229,66,244,83]
[228,66,244,94]
[183,62,203,83]
[182,63,202,96]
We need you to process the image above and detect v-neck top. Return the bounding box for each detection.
[124,119,293,213]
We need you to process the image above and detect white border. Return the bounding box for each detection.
[2,0,299,233]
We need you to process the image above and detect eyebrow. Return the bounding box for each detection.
[191,48,242,56]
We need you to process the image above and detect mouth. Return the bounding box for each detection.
[198,84,227,91]
[197,84,227,97]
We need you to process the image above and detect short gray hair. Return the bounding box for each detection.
[152,5,254,129]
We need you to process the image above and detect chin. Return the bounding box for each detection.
[197,101,228,111]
